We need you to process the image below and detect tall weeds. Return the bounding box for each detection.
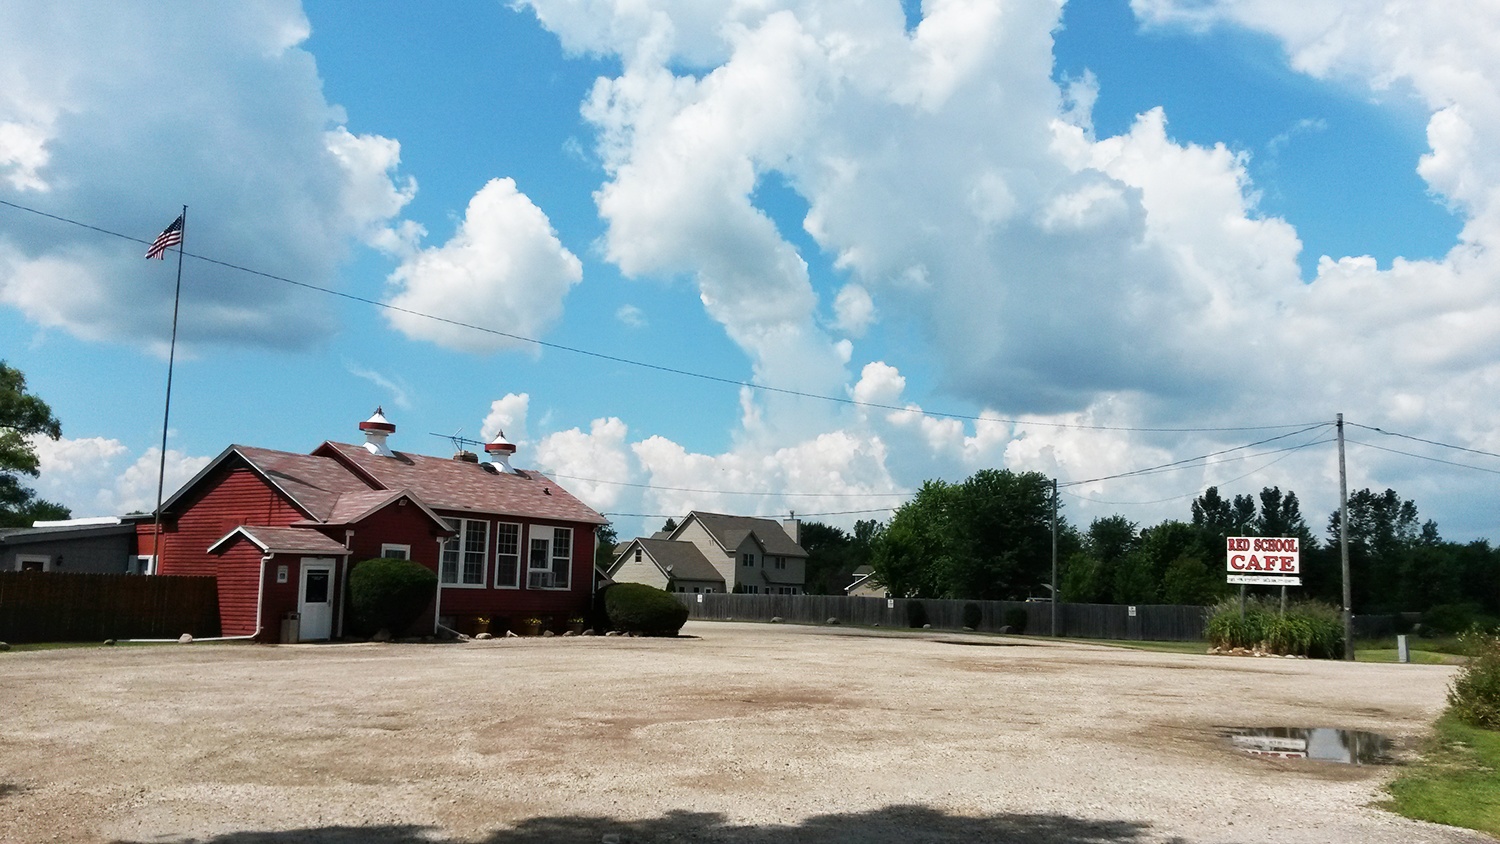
[1206,596,1343,658]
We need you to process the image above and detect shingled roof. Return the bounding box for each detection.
[635,538,725,584]
[318,442,607,525]
[688,512,806,558]
[207,526,352,556]
[162,439,605,531]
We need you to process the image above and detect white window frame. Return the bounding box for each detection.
[15,553,50,572]
[380,543,411,560]
[493,521,521,589]
[440,518,488,588]
[134,555,155,575]
[526,525,572,590]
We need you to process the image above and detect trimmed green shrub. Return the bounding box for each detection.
[349,557,437,638]
[1448,631,1500,729]
[1003,608,1028,634]
[962,602,982,630]
[1205,596,1343,658]
[905,600,928,628]
[604,583,689,635]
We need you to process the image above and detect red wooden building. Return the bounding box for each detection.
[141,410,608,642]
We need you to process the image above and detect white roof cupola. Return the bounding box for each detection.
[359,407,396,457]
[485,430,519,474]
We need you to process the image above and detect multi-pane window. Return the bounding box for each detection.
[526,526,573,589]
[380,543,410,560]
[440,518,487,586]
[527,535,551,588]
[551,527,571,590]
[774,556,786,570]
[741,553,755,567]
[494,522,520,588]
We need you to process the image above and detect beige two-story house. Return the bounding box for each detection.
[609,511,808,595]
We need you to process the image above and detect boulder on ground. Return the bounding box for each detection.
[177,634,193,644]
[475,632,493,640]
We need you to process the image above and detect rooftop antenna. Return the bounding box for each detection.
[430,430,487,451]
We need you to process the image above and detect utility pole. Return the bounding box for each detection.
[1338,413,1354,660]
[1051,477,1058,637]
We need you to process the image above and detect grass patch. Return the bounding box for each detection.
[1384,713,1500,837]
[1356,648,1464,665]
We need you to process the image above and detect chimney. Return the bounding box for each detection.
[484,430,519,474]
[453,450,479,463]
[359,407,396,457]
[783,513,800,544]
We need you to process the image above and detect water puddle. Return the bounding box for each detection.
[936,639,1030,648]
[1221,727,1394,765]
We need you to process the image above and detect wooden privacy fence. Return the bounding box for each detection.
[676,593,1210,642]
[0,572,219,643]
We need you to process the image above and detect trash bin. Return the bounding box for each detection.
[281,612,300,644]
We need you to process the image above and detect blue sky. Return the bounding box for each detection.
[3,0,1498,544]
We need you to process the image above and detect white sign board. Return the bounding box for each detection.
[1226,536,1299,575]
[1228,574,1302,586]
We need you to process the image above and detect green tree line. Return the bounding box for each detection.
[798,468,1500,620]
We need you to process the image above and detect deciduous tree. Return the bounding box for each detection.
[0,361,70,528]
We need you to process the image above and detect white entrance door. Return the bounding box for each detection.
[298,559,335,641]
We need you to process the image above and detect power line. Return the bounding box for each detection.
[1058,423,1331,488]
[1060,434,1333,506]
[1346,422,1500,462]
[549,471,912,498]
[1346,438,1500,477]
[2,197,1327,434]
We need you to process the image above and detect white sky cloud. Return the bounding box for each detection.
[384,178,583,353]
[507,0,1500,540]
[10,1,1500,544]
[0,2,416,351]
[30,436,210,519]
[480,393,531,446]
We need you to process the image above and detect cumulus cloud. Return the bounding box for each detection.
[506,0,1500,539]
[535,417,633,510]
[480,393,531,445]
[384,178,583,353]
[0,2,416,351]
[831,284,876,336]
[30,436,211,518]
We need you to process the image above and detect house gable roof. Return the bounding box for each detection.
[159,445,376,522]
[315,441,607,525]
[678,511,807,558]
[631,538,724,584]
[208,526,351,556]
[315,488,451,533]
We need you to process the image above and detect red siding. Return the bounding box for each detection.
[260,554,304,642]
[157,464,306,577]
[212,537,265,637]
[435,514,597,631]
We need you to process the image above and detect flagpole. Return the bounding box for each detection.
[151,205,187,575]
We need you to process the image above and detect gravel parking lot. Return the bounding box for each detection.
[0,621,1488,844]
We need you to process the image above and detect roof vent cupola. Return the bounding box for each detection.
[485,431,519,474]
[359,407,396,458]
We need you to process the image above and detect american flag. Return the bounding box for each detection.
[144,215,184,260]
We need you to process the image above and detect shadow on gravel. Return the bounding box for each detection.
[108,805,1206,843]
